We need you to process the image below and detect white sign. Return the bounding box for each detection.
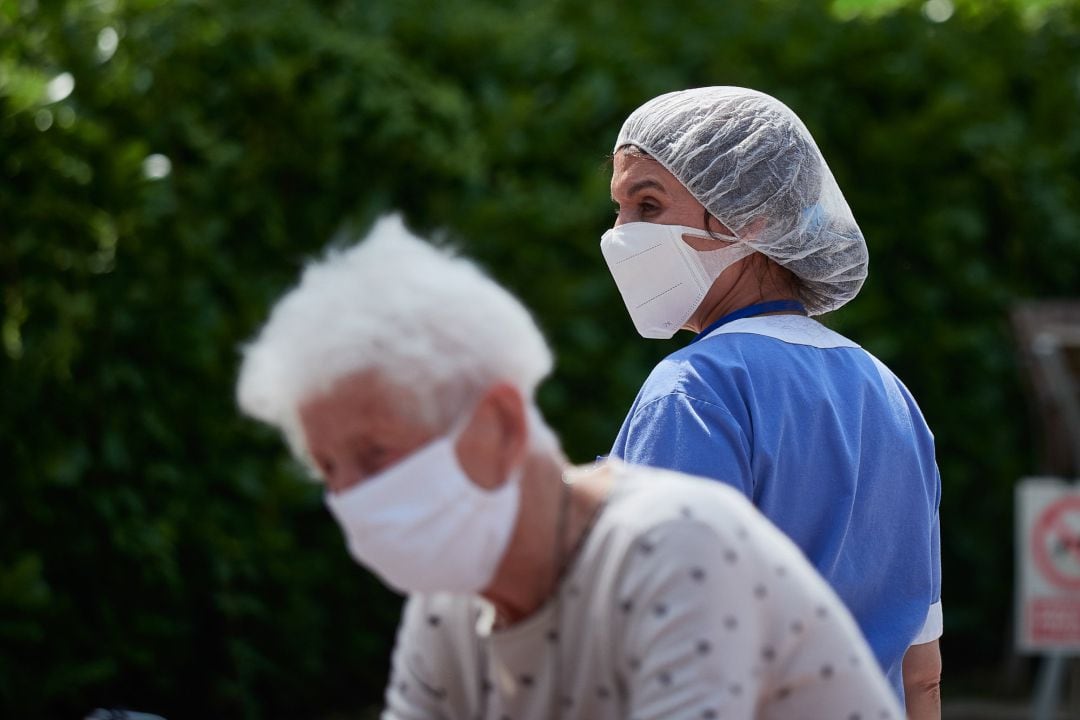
[1017,477,1080,652]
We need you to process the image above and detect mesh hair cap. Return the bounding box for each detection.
[615,86,868,314]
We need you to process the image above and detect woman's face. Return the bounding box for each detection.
[610,149,734,247]
[608,147,792,332]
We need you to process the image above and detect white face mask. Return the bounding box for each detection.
[600,222,755,339]
[324,419,521,595]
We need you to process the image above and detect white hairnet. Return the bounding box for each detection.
[614,86,868,314]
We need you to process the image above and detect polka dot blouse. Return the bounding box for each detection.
[382,461,902,720]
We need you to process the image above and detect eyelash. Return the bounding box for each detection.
[612,201,661,216]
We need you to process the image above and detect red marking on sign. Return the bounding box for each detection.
[1033,495,1080,590]
[1028,598,1080,644]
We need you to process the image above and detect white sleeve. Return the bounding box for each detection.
[912,600,943,645]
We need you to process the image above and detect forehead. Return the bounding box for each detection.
[298,371,424,444]
[610,150,685,196]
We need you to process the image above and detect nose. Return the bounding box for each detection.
[613,208,635,227]
[326,474,361,495]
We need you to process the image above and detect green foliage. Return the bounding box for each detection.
[3,0,1080,714]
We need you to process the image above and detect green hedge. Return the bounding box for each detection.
[3,0,1080,715]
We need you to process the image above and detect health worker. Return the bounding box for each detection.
[602,86,942,717]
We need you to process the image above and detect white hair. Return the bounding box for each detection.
[236,214,555,462]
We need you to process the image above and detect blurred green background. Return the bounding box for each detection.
[4,0,1080,716]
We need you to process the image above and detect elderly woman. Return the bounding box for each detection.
[237,216,901,719]
[601,86,942,716]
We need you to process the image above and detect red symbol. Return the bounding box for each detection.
[1033,495,1080,591]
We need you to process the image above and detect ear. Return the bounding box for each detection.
[485,382,529,479]
[455,382,529,491]
[739,215,769,240]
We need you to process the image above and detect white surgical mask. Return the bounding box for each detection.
[324,418,521,595]
[600,222,755,339]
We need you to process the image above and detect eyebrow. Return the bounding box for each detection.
[611,178,668,202]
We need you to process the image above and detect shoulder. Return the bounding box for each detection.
[600,462,829,584]
[702,315,861,351]
[586,464,901,712]
[700,316,935,413]
[633,340,753,407]
[604,462,754,527]
[593,462,771,564]
[642,316,864,401]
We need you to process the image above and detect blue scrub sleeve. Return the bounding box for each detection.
[930,470,942,604]
[617,392,754,499]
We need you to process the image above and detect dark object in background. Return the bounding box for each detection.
[1011,301,1080,478]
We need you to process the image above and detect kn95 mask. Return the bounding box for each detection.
[600,222,755,339]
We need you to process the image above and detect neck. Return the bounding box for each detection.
[481,457,610,627]
[686,255,800,333]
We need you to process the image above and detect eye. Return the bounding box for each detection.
[639,199,661,217]
[357,445,392,476]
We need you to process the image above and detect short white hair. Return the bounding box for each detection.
[236,214,555,460]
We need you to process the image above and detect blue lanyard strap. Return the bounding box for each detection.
[691,300,807,343]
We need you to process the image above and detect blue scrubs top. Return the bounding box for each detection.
[611,310,942,701]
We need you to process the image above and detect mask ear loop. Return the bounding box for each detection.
[678,224,757,279]
[695,243,757,278]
